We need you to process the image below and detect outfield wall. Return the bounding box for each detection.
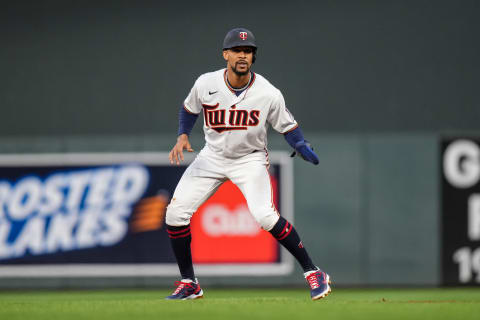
[0,133,443,288]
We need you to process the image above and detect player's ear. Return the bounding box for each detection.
[222,49,229,61]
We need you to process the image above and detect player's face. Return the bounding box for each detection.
[223,46,254,76]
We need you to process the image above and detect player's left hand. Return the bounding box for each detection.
[290,140,319,165]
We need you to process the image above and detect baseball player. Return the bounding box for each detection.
[165,28,331,301]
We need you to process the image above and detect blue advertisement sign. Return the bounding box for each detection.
[0,152,293,277]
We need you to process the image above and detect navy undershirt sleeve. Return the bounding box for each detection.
[284,126,305,149]
[178,106,199,136]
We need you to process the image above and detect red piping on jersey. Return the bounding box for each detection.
[283,124,299,134]
[245,72,256,92]
[264,147,270,169]
[201,103,220,109]
[224,70,235,94]
[264,153,280,216]
[269,173,280,216]
[183,105,199,115]
[270,173,275,209]
[223,69,256,95]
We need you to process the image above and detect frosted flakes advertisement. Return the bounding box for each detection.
[0,153,293,277]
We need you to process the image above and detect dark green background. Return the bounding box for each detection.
[1,0,478,136]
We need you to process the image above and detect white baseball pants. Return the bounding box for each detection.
[165,146,280,231]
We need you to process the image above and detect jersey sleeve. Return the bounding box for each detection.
[183,78,203,114]
[267,90,298,133]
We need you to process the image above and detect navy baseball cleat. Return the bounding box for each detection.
[304,269,331,300]
[166,278,204,300]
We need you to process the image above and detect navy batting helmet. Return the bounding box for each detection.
[223,28,257,62]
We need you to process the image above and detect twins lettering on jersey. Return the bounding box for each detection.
[202,103,260,133]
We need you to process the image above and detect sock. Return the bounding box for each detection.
[166,224,195,280]
[269,216,317,272]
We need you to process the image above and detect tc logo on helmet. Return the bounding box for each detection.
[239,32,248,40]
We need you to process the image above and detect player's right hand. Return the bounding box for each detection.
[169,134,194,165]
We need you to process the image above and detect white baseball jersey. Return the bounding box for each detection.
[183,68,298,158]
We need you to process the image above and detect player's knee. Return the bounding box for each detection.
[165,200,193,226]
[254,210,280,231]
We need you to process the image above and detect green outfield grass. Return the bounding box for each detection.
[1,288,479,320]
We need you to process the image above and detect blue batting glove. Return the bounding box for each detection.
[290,140,319,165]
